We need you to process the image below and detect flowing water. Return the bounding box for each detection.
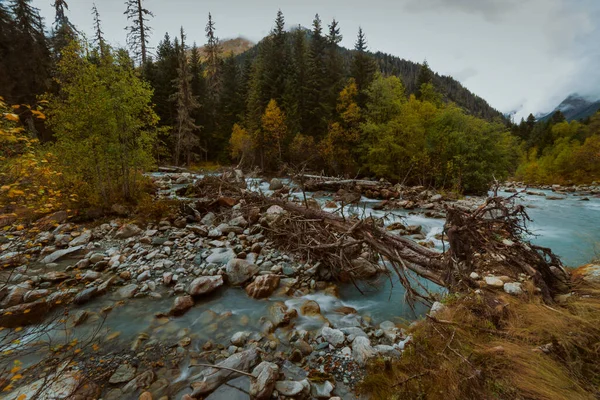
[8,174,600,397]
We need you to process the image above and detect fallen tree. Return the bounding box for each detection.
[190,174,570,304]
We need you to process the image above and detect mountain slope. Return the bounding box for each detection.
[540,94,600,122]
[235,31,505,122]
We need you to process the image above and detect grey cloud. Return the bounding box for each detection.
[403,0,527,21]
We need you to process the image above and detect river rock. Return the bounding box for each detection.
[191,349,260,397]
[122,370,156,393]
[114,223,142,239]
[8,371,100,400]
[269,302,296,329]
[245,274,280,299]
[350,257,379,279]
[321,327,345,347]
[429,301,446,317]
[1,285,29,307]
[374,344,401,357]
[188,275,223,296]
[352,336,375,366]
[269,178,284,190]
[41,245,84,264]
[169,295,194,316]
[23,289,49,303]
[73,287,99,305]
[249,361,279,400]
[82,270,101,282]
[226,258,259,286]
[311,380,335,398]
[109,363,137,384]
[117,284,139,298]
[201,212,216,226]
[69,230,92,247]
[206,248,236,264]
[504,282,523,295]
[262,205,286,224]
[231,331,251,346]
[274,379,311,397]
[300,300,321,316]
[484,276,505,288]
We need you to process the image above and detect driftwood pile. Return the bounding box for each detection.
[187,174,570,304]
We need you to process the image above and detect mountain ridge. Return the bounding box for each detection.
[540,93,600,122]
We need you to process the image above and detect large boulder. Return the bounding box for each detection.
[226,259,260,286]
[274,380,311,398]
[187,275,223,296]
[249,362,279,400]
[69,230,92,247]
[245,274,280,299]
[190,349,260,397]
[350,257,379,279]
[7,371,100,400]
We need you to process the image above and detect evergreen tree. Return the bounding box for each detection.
[0,1,16,99]
[189,42,207,159]
[416,60,434,99]
[9,0,52,104]
[124,0,153,65]
[217,54,242,160]
[284,26,309,134]
[172,27,199,166]
[351,27,376,109]
[204,13,222,97]
[324,18,344,118]
[91,3,106,55]
[51,0,77,55]
[305,14,328,138]
[264,10,288,104]
[204,13,222,145]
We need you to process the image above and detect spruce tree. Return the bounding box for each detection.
[284,26,309,134]
[305,14,327,138]
[9,0,51,104]
[351,27,376,108]
[189,42,207,156]
[152,32,178,128]
[217,54,242,160]
[91,3,106,55]
[51,0,77,55]
[416,60,434,99]
[0,0,15,99]
[124,0,153,65]
[204,13,222,96]
[172,27,199,166]
[264,10,287,104]
[324,18,344,120]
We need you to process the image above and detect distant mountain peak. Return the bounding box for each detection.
[540,93,600,122]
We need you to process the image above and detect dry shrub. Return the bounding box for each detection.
[359,281,600,400]
[134,194,181,223]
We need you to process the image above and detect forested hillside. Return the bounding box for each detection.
[1,0,599,208]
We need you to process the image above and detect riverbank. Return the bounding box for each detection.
[1,170,599,399]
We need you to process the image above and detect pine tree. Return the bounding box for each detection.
[91,3,106,55]
[217,54,242,160]
[351,27,376,108]
[204,13,222,96]
[172,27,199,166]
[284,26,309,134]
[152,32,178,127]
[51,0,77,55]
[416,60,434,99]
[264,10,287,104]
[124,0,153,65]
[305,14,328,138]
[9,0,52,104]
[324,18,344,120]
[0,1,16,98]
[189,42,207,158]
[204,13,222,146]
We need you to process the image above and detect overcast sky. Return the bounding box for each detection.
[33,0,600,120]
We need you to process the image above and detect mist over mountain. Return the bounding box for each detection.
[539,94,600,122]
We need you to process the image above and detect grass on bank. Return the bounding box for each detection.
[359,281,600,400]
